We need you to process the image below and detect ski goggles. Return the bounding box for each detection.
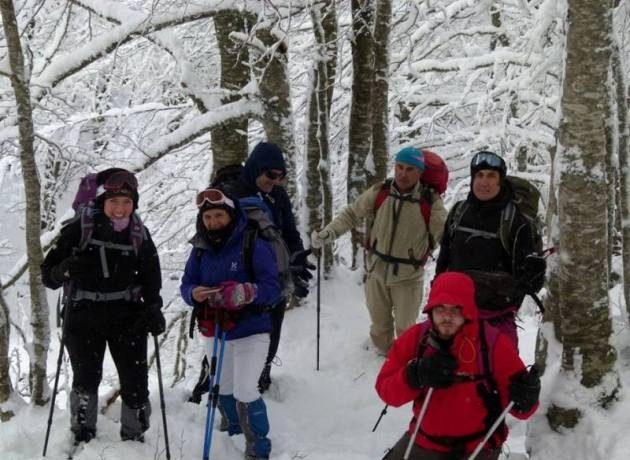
[470,151,504,170]
[263,169,286,181]
[102,170,138,192]
[195,188,235,209]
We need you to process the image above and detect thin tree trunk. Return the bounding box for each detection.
[0,282,13,416]
[548,0,618,431]
[370,0,391,187]
[1,0,50,406]
[611,44,630,322]
[254,24,299,202]
[306,1,337,274]
[210,11,250,173]
[347,0,374,268]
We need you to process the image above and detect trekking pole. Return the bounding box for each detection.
[467,401,515,460]
[43,283,73,457]
[372,404,388,432]
[202,322,227,460]
[404,387,434,460]
[153,334,171,460]
[315,249,321,371]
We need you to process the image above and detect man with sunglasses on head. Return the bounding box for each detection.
[435,151,545,346]
[207,141,313,393]
[311,147,448,356]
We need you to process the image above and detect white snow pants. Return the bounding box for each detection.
[206,333,270,403]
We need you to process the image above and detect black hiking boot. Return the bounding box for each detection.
[73,427,95,444]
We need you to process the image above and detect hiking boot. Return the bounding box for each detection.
[258,363,272,393]
[73,427,96,444]
[121,432,145,442]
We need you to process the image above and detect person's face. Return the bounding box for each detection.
[202,208,232,231]
[431,304,466,340]
[394,162,422,193]
[103,196,134,219]
[255,169,285,193]
[472,169,501,201]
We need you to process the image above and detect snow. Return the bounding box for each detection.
[0,262,557,460]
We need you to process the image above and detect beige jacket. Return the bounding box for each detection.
[324,179,447,285]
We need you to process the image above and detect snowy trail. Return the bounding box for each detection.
[1,265,533,460]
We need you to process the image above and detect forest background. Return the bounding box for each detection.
[1,0,630,458]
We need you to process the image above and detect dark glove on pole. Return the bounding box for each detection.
[51,255,98,284]
[516,254,547,294]
[509,365,541,413]
[134,304,166,336]
[290,249,316,298]
[405,351,458,389]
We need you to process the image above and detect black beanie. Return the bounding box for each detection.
[94,168,139,210]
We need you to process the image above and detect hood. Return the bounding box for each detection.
[423,272,478,322]
[242,142,286,187]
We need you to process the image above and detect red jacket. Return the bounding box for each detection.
[375,272,538,454]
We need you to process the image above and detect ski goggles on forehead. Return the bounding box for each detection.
[195,188,235,209]
[471,151,504,169]
[263,169,286,181]
[103,171,138,192]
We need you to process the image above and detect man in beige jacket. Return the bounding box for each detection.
[311,147,447,355]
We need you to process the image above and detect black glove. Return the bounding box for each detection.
[516,254,546,294]
[290,249,316,299]
[51,255,98,284]
[405,351,458,389]
[292,274,309,299]
[509,366,540,413]
[134,304,166,336]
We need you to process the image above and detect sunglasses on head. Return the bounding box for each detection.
[471,151,504,169]
[263,170,286,181]
[195,188,235,209]
[103,171,138,192]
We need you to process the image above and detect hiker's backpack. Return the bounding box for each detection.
[210,164,294,299]
[372,150,448,263]
[239,196,294,299]
[415,320,507,449]
[449,175,543,259]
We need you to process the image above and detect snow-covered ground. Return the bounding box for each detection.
[0,262,628,460]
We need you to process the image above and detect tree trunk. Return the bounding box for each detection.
[306,1,337,273]
[254,23,299,201]
[611,45,630,322]
[369,0,391,187]
[548,0,618,431]
[347,0,374,268]
[0,282,13,416]
[210,11,251,173]
[1,0,50,406]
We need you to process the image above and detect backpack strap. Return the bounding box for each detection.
[499,201,517,255]
[241,222,259,282]
[448,201,469,239]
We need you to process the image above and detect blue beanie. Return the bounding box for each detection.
[395,147,425,171]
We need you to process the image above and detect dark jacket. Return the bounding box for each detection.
[41,210,162,308]
[436,182,536,277]
[179,212,281,340]
[217,143,305,255]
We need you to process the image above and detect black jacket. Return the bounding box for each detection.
[41,211,162,308]
[436,183,536,276]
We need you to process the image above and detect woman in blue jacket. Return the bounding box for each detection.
[180,188,280,460]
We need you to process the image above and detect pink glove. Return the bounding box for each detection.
[220,281,258,310]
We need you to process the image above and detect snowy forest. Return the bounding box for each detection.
[1,0,630,459]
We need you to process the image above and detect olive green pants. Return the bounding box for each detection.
[383,433,501,460]
[365,275,423,354]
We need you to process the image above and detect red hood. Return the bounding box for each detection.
[424,272,478,322]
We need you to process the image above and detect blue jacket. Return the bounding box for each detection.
[180,213,281,340]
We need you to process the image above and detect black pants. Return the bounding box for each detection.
[383,433,501,460]
[65,302,149,408]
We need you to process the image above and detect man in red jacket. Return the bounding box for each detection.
[375,272,540,460]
